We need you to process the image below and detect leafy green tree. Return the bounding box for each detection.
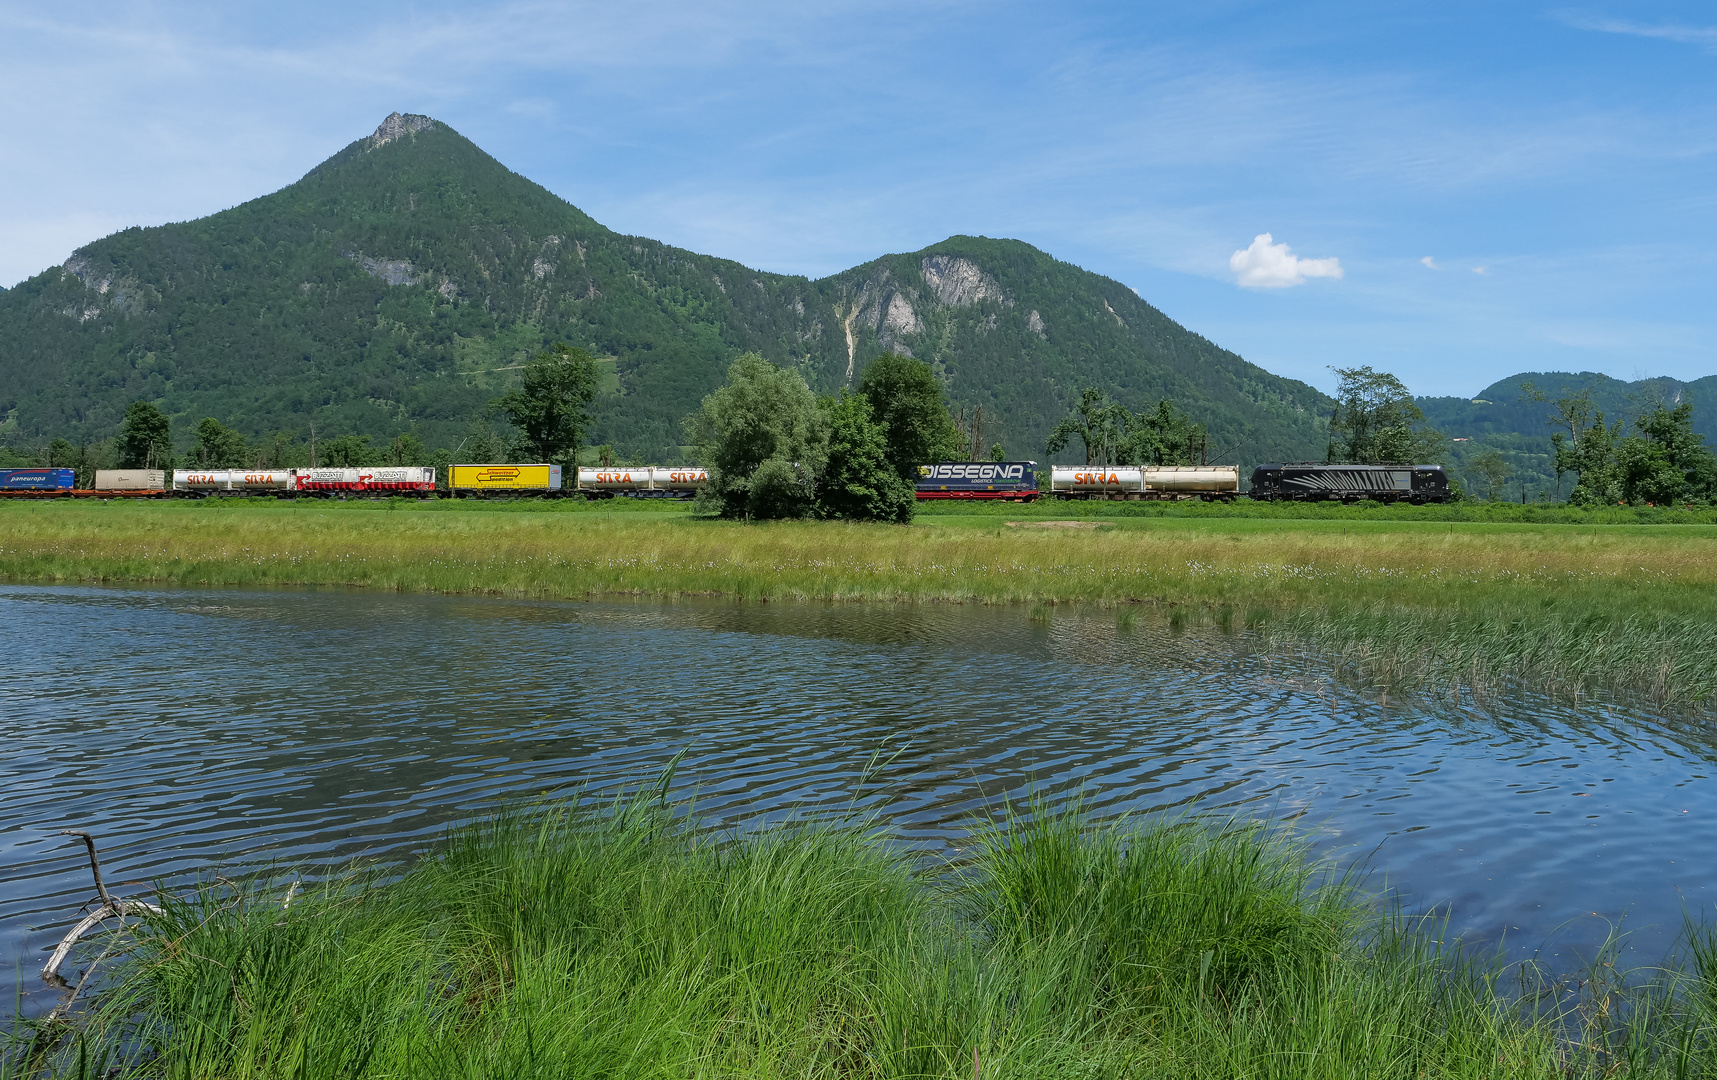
[1326,366,1444,464]
[1047,387,1130,465]
[116,401,172,469]
[857,354,961,480]
[1466,449,1511,502]
[686,352,828,519]
[1615,401,1717,505]
[189,417,249,468]
[817,390,914,523]
[491,342,598,466]
[318,435,383,467]
[1123,399,1203,465]
[387,431,428,465]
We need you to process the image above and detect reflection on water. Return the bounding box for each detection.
[4,584,1716,1015]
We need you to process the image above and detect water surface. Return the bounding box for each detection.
[4,583,1714,1015]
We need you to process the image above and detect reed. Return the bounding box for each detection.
[12,793,1632,1079]
[3,501,1715,700]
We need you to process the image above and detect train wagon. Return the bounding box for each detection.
[1144,465,1239,500]
[1247,463,1450,503]
[1050,465,1239,500]
[294,467,436,494]
[1050,466,1142,498]
[448,464,562,496]
[173,470,294,493]
[0,468,75,494]
[915,461,1039,501]
[576,466,707,499]
[94,470,166,492]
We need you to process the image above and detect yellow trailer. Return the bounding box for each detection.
[448,464,563,493]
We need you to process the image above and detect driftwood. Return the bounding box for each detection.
[40,830,163,993]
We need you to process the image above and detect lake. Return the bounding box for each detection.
[4,583,1714,1016]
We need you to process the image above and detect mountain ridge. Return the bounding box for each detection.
[2,112,1335,464]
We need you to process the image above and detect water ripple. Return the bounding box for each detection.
[5,584,1717,1019]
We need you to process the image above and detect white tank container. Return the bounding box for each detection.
[577,467,654,490]
[173,470,292,491]
[1049,466,1144,493]
[650,467,708,490]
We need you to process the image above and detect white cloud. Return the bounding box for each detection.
[1228,233,1344,289]
[1421,255,1439,269]
[1472,265,1489,275]
[1558,12,1717,52]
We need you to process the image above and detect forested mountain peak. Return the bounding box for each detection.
[0,114,1334,465]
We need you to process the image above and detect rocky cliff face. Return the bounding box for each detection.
[368,112,436,148]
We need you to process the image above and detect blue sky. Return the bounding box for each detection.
[2,0,1713,397]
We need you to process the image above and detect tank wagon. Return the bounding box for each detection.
[577,466,708,499]
[1050,465,1239,501]
[1247,463,1450,503]
[915,462,1039,501]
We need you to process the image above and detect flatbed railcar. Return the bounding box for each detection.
[915,461,1040,501]
[1050,465,1239,501]
[1247,463,1450,503]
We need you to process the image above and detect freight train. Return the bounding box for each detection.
[0,460,1452,503]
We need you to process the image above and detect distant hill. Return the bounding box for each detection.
[0,113,1332,467]
[1420,372,1717,499]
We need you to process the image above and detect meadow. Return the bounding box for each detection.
[11,791,1717,1079]
[2,498,1715,701]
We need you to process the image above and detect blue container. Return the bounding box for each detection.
[914,461,1040,501]
[0,468,76,491]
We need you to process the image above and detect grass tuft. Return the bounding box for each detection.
[19,791,1717,1078]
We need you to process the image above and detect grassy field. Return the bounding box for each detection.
[2,498,1715,701]
[15,792,1713,1080]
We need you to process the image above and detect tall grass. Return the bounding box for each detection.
[23,792,1717,1079]
[3,501,1716,700]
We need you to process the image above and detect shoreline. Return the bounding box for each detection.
[4,500,1715,701]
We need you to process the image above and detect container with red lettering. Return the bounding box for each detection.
[292,467,436,493]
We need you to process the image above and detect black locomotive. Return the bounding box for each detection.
[1247,463,1450,504]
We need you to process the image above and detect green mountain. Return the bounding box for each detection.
[0,112,1332,465]
[1420,372,1717,500]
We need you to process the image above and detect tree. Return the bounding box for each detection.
[1046,387,1130,466]
[491,342,599,465]
[685,352,827,519]
[817,390,915,522]
[857,354,962,481]
[116,401,172,469]
[1616,401,1717,505]
[319,434,382,467]
[1466,449,1511,502]
[1123,399,1203,466]
[1326,366,1443,464]
[1046,390,1205,466]
[387,431,428,465]
[189,418,249,468]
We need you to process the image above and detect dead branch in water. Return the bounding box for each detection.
[41,831,163,993]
